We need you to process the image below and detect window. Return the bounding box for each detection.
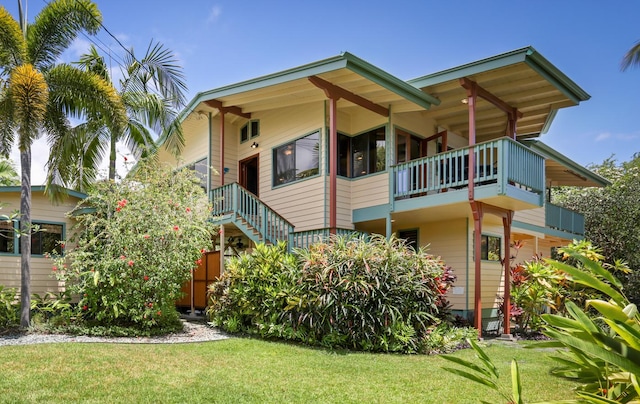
[273,131,320,186]
[186,158,208,191]
[396,129,425,164]
[240,120,260,143]
[398,229,418,250]
[337,127,386,178]
[481,235,501,261]
[5,222,64,256]
[0,221,15,253]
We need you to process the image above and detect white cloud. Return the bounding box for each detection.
[595,131,640,142]
[207,5,222,24]
[594,132,611,142]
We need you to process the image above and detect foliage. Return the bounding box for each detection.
[442,240,640,403]
[0,285,19,328]
[0,157,19,186]
[208,235,456,353]
[418,323,477,355]
[0,0,127,327]
[50,40,187,187]
[51,159,215,329]
[553,154,640,304]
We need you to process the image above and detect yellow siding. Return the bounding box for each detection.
[412,219,469,311]
[351,173,389,210]
[336,178,352,229]
[514,207,545,227]
[392,112,436,137]
[0,191,81,295]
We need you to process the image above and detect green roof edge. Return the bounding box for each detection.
[0,186,87,200]
[407,46,591,103]
[163,52,440,148]
[522,139,610,187]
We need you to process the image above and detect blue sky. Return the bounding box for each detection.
[5,1,640,183]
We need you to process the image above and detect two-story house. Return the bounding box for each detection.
[158,47,608,335]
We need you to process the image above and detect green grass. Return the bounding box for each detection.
[0,338,578,403]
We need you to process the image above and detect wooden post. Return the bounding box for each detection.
[502,211,514,336]
[329,97,338,234]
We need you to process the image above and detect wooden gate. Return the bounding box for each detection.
[176,251,220,311]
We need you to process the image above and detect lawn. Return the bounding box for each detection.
[0,338,579,403]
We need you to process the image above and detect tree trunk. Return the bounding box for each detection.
[19,148,32,328]
[109,135,116,180]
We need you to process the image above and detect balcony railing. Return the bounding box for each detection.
[546,203,584,235]
[391,137,545,200]
[291,228,368,250]
[211,183,294,245]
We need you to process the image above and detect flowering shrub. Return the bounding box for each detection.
[209,234,456,353]
[52,160,215,329]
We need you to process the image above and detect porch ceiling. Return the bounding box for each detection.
[409,47,590,142]
[185,52,439,121]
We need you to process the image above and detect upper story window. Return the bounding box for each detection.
[0,221,15,253]
[186,158,208,191]
[240,120,260,143]
[338,127,386,178]
[398,229,418,250]
[396,129,425,164]
[273,131,320,186]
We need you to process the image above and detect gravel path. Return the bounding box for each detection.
[0,318,229,347]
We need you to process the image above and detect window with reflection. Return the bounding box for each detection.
[273,131,320,185]
[337,127,386,178]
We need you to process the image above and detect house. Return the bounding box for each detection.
[0,186,85,295]
[157,47,608,335]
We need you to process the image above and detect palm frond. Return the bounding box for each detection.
[0,6,26,70]
[26,0,102,68]
[75,44,110,82]
[0,91,16,156]
[622,41,640,71]
[0,157,19,186]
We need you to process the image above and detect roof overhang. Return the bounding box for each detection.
[522,139,610,187]
[0,186,87,199]
[178,52,440,125]
[408,47,590,141]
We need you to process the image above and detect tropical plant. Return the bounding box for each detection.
[442,240,640,403]
[209,234,457,353]
[49,40,187,189]
[0,157,18,186]
[51,159,215,330]
[0,285,19,328]
[0,0,126,327]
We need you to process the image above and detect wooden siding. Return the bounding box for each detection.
[514,206,545,227]
[0,191,81,295]
[415,219,469,311]
[351,173,389,210]
[336,178,352,229]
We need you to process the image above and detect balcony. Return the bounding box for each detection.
[391,138,545,212]
[545,203,584,236]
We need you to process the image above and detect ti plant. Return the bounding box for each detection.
[441,338,524,404]
[441,241,640,403]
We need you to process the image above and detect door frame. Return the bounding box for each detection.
[239,154,260,197]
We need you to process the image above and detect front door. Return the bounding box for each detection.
[239,155,259,197]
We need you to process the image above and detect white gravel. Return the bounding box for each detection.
[0,318,229,346]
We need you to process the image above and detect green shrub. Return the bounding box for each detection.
[0,286,19,329]
[208,234,456,353]
[51,159,215,330]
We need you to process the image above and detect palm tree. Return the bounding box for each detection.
[0,0,126,327]
[622,40,640,70]
[50,41,186,186]
[0,157,19,186]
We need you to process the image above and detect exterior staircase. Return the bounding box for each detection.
[210,183,365,250]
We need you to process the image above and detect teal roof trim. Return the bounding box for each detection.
[408,46,590,103]
[176,52,439,127]
[512,220,584,241]
[540,109,558,135]
[0,186,87,199]
[522,140,610,186]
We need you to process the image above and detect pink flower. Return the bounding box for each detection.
[186,207,191,213]
[120,255,126,260]
[200,248,206,254]
[156,310,162,316]
[195,259,202,266]
[143,275,149,281]
[143,234,150,239]
[116,207,121,212]
[82,305,88,311]
[173,225,179,231]
[128,260,134,267]
[52,266,58,272]
[59,242,65,249]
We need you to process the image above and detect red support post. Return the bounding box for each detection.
[329,98,338,234]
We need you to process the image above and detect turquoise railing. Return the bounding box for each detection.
[210,183,294,245]
[291,227,369,249]
[545,203,584,235]
[392,137,545,199]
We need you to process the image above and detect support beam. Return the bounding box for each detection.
[465,82,477,201]
[502,211,514,337]
[219,111,225,186]
[470,201,483,337]
[309,76,389,117]
[459,78,523,119]
[329,97,338,234]
[204,99,251,120]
